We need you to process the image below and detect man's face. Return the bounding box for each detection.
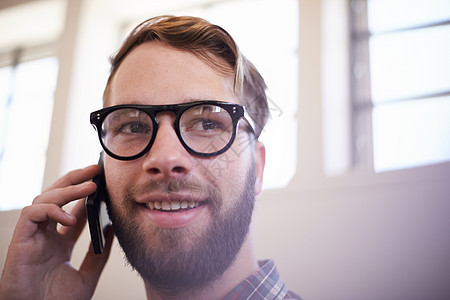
[104,42,265,292]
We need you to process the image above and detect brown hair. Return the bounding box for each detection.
[103,15,268,137]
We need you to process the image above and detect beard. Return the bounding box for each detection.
[107,166,256,296]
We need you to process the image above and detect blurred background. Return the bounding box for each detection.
[0,0,449,299]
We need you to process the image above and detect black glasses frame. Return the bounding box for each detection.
[90,100,255,160]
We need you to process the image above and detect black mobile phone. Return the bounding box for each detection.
[85,155,112,254]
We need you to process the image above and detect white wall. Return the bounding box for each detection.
[254,164,450,300]
[1,0,450,299]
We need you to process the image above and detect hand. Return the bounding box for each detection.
[0,165,114,300]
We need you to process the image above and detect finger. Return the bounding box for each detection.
[44,165,100,192]
[33,181,97,207]
[13,204,77,242]
[79,226,114,293]
[59,198,88,241]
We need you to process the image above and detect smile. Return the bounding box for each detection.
[146,200,201,211]
[138,196,208,228]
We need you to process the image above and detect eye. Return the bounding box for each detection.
[190,119,224,132]
[118,121,151,134]
[200,119,219,130]
[180,104,233,136]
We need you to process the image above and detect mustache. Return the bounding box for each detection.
[128,176,212,199]
[121,176,224,214]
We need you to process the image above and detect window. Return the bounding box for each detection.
[0,0,66,210]
[0,56,58,210]
[350,0,450,172]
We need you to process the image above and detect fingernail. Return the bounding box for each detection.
[64,211,76,220]
[79,181,93,188]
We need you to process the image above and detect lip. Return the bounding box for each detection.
[135,193,208,229]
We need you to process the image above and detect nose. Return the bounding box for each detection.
[141,113,193,178]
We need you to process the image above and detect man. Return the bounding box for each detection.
[0,16,300,299]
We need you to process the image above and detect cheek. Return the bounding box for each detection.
[201,142,252,199]
[104,159,135,202]
[200,153,245,182]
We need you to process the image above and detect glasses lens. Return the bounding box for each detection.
[101,108,153,158]
[180,104,234,154]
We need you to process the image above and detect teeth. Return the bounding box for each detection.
[171,202,180,210]
[148,202,155,209]
[154,201,161,210]
[162,201,171,210]
[146,200,200,211]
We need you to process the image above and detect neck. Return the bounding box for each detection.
[144,233,259,300]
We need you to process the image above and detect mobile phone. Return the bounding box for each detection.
[85,155,112,254]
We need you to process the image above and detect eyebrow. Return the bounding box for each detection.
[118,96,223,106]
[180,96,222,103]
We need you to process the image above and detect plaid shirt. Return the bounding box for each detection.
[223,260,302,300]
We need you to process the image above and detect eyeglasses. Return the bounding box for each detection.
[90,100,255,160]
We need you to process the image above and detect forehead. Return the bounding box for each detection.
[107,42,237,107]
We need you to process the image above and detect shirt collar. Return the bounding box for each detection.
[223,260,291,300]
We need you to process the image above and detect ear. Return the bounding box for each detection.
[254,141,266,195]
